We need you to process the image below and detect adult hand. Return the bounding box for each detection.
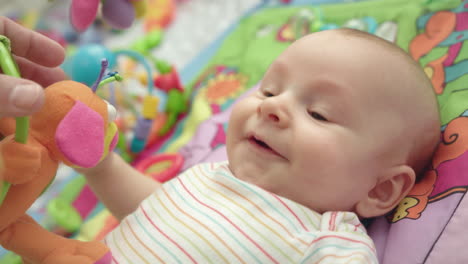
[0,16,68,117]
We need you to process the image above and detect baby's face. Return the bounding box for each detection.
[226,31,412,213]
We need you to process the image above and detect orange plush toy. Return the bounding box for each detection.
[0,56,119,263]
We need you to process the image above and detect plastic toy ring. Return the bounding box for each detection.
[135,153,184,182]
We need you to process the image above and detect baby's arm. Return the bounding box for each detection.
[78,152,161,220]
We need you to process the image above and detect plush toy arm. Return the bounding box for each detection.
[0,135,42,184]
[0,214,111,264]
[0,117,16,136]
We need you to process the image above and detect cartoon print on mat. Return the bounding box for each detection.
[198,70,247,106]
[277,9,315,42]
[390,115,468,222]
[409,0,468,95]
[193,65,248,109]
[173,65,248,164]
[389,0,468,223]
[277,10,399,43]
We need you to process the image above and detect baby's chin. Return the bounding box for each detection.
[229,164,275,190]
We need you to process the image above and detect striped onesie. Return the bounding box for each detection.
[104,162,378,264]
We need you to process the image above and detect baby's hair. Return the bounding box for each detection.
[335,28,441,181]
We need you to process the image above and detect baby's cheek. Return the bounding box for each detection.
[300,134,342,159]
[301,136,355,175]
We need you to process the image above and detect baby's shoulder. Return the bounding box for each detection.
[319,211,365,233]
[300,211,377,263]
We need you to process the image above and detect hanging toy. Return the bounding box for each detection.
[152,59,187,137]
[70,0,147,32]
[67,45,167,154]
[130,94,159,152]
[0,35,120,263]
[70,44,117,86]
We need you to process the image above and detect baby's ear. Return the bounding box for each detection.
[355,165,416,218]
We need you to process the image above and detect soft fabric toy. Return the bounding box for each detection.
[0,70,119,263]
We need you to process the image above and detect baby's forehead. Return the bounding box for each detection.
[291,30,405,62]
[277,36,395,77]
[283,35,379,68]
[272,30,425,94]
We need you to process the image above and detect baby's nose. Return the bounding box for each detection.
[268,113,280,122]
[258,98,289,127]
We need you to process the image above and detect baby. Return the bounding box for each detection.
[81,28,440,263]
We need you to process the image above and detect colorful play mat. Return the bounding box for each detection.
[2,0,468,263]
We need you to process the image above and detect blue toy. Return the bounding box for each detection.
[70,44,117,86]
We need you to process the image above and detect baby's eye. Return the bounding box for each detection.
[308,111,328,122]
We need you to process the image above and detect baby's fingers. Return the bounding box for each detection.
[0,74,44,117]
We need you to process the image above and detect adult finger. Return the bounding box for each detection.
[13,56,68,87]
[0,74,44,117]
[0,16,65,67]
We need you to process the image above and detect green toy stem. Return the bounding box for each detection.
[98,73,123,88]
[0,36,29,143]
[0,38,20,77]
[0,35,30,205]
[14,117,29,143]
[0,183,9,207]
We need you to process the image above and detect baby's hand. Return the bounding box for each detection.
[0,135,42,184]
[73,151,113,175]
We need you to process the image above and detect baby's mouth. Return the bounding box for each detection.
[251,136,271,149]
[249,135,284,158]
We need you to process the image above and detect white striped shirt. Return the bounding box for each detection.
[104,162,378,263]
